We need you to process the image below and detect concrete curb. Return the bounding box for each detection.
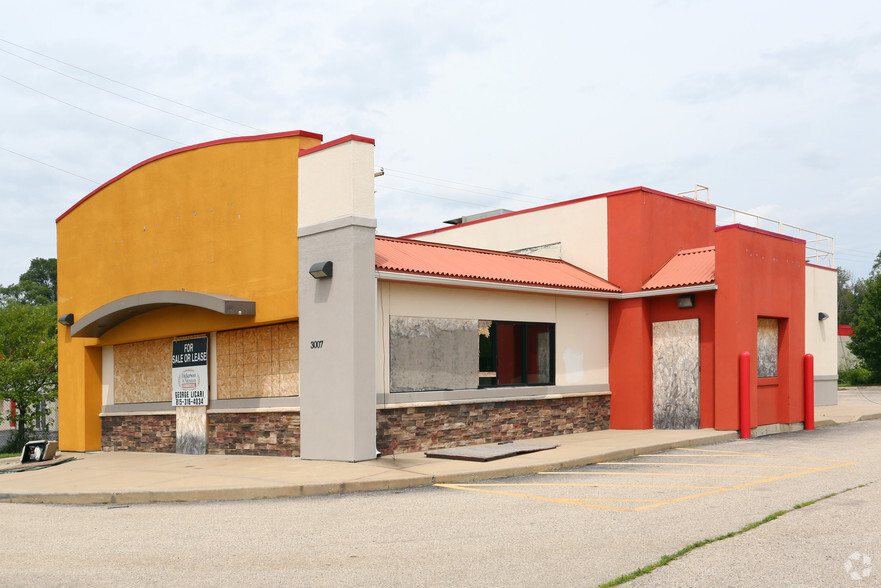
[0,431,739,505]
[815,412,881,428]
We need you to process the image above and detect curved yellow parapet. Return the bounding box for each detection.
[56,130,322,451]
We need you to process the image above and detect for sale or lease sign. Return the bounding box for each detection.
[172,337,208,406]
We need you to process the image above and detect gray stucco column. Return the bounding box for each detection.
[297,136,377,461]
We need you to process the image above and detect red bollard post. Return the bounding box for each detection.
[804,353,815,430]
[739,351,751,439]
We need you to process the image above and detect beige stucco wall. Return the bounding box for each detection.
[298,139,375,227]
[409,198,609,279]
[376,281,609,396]
[805,265,838,375]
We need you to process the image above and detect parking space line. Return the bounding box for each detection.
[437,450,858,512]
[539,471,768,478]
[449,482,729,489]
[569,498,659,503]
[597,462,809,469]
[673,447,851,462]
[726,461,858,490]
[632,460,857,511]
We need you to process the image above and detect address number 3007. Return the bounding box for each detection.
[310,340,324,349]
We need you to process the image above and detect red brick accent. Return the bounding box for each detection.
[207,412,300,457]
[376,394,610,455]
[101,414,176,453]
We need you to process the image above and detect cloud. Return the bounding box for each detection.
[765,33,881,73]
[798,145,838,170]
[670,66,791,104]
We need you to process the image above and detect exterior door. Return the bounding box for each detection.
[652,318,700,429]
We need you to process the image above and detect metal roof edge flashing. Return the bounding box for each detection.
[375,271,621,298]
[375,271,716,299]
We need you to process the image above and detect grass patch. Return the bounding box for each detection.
[598,485,866,587]
[0,452,19,459]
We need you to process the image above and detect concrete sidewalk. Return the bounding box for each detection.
[1,391,878,506]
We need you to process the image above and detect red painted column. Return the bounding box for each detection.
[804,354,815,430]
[10,400,15,428]
[739,352,751,439]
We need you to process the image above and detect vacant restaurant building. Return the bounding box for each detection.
[56,130,838,461]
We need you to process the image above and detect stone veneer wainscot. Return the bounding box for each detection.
[376,393,610,455]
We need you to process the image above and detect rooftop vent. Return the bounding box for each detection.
[443,209,513,225]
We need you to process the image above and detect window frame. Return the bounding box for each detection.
[478,320,555,388]
[757,317,779,379]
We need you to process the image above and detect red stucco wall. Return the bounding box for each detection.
[713,225,806,431]
[608,190,716,428]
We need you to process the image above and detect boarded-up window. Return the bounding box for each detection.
[757,318,779,378]
[389,317,479,392]
[114,338,174,403]
[216,323,299,398]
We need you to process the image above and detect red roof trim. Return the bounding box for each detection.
[298,134,375,157]
[376,269,611,292]
[401,186,716,239]
[714,223,807,244]
[56,130,323,223]
[806,263,837,272]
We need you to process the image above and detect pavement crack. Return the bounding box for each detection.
[596,482,871,588]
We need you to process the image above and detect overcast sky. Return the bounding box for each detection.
[2,1,879,287]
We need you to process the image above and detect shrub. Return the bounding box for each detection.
[839,366,874,387]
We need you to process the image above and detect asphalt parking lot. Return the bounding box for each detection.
[439,446,857,513]
[2,413,880,586]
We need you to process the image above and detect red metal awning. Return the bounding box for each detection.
[642,246,715,290]
[376,236,621,293]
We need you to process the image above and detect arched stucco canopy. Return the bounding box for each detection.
[70,291,256,338]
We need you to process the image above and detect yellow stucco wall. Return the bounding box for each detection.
[56,132,321,450]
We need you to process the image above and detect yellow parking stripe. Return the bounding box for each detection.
[436,453,858,512]
[449,482,729,489]
[569,498,659,503]
[673,447,850,462]
[538,471,767,478]
[597,462,808,469]
[633,460,857,511]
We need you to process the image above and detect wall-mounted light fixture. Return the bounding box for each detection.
[58,313,74,326]
[309,261,333,279]
[677,294,695,309]
[818,312,829,321]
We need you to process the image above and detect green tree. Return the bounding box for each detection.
[0,303,58,451]
[837,267,866,326]
[0,258,57,306]
[848,251,881,381]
